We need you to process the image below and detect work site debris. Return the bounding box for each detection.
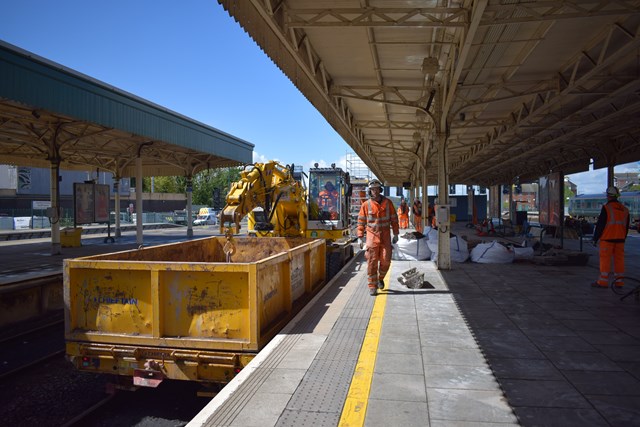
[397,267,426,289]
[532,248,590,266]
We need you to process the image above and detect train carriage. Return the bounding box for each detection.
[568,191,640,226]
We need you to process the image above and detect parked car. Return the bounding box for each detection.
[193,213,218,226]
[173,209,196,225]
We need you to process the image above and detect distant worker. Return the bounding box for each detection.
[397,199,409,229]
[591,186,629,288]
[412,198,423,233]
[318,180,339,219]
[357,179,399,296]
[428,202,436,229]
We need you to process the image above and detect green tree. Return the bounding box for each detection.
[151,176,180,193]
[192,167,242,206]
[133,168,241,201]
[564,183,575,200]
[130,177,151,192]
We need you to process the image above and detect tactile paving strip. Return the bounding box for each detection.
[203,254,373,427]
[278,409,340,427]
[315,330,366,363]
[331,315,371,331]
[276,271,374,426]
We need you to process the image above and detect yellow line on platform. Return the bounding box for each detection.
[338,272,389,427]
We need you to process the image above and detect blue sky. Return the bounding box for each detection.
[0,0,635,195]
[0,0,352,172]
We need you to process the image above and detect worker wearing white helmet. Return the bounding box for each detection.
[356,179,399,296]
[591,186,629,288]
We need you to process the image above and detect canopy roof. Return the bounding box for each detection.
[0,41,253,178]
[217,0,640,186]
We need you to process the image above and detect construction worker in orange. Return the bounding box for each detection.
[357,179,399,296]
[412,198,423,233]
[592,186,630,288]
[428,202,436,229]
[318,180,339,219]
[397,199,409,229]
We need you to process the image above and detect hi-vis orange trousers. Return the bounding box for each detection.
[597,241,625,287]
[414,215,423,233]
[365,244,392,289]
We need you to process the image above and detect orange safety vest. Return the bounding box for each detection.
[357,197,399,247]
[318,189,338,208]
[600,201,629,241]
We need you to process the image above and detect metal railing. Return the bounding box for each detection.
[0,210,185,231]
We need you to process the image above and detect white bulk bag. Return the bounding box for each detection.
[426,228,438,254]
[470,241,514,263]
[427,231,469,263]
[393,236,431,261]
[450,235,470,263]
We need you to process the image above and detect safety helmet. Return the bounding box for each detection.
[368,178,383,196]
[368,178,383,189]
[606,186,620,197]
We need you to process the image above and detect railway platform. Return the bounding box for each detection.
[189,224,640,427]
[1,223,639,426]
[0,224,212,284]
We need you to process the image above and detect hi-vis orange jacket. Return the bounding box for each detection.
[594,200,629,243]
[357,197,399,247]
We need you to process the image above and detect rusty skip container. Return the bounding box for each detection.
[64,236,326,386]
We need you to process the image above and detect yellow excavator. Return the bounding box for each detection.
[219,161,308,237]
[219,161,352,238]
[219,160,354,277]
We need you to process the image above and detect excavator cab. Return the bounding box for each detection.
[307,166,351,241]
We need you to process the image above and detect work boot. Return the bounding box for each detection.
[369,287,377,296]
[377,280,385,290]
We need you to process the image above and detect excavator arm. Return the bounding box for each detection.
[219,161,307,237]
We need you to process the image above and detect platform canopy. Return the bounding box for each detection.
[216,0,640,187]
[0,41,253,178]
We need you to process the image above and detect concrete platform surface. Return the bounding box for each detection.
[189,223,640,427]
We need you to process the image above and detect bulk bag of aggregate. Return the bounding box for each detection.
[470,241,514,263]
[393,235,431,261]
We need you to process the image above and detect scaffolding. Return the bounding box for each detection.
[345,152,372,182]
[345,153,372,237]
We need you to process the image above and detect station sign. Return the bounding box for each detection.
[32,200,51,210]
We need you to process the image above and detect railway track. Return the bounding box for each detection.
[61,379,210,427]
[0,272,66,380]
[0,311,65,380]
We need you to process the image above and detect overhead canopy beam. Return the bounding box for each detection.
[285,7,468,28]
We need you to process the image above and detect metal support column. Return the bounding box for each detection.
[49,160,61,255]
[114,176,121,238]
[437,132,451,270]
[136,155,143,246]
[186,176,193,238]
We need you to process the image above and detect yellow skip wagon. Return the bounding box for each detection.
[64,236,326,387]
